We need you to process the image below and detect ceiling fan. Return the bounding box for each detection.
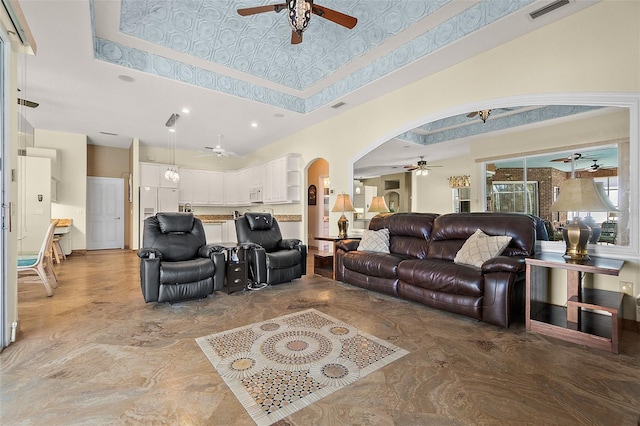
[466,109,491,123]
[550,153,585,163]
[237,0,358,45]
[197,134,238,159]
[404,156,442,176]
[582,159,614,173]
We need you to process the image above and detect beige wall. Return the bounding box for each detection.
[87,144,132,249]
[34,129,87,251]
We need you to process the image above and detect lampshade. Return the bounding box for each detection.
[550,178,613,213]
[595,182,618,212]
[368,196,389,213]
[331,193,356,213]
[331,193,355,239]
[550,178,614,261]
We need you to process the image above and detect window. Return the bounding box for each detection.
[453,187,471,213]
[483,144,628,247]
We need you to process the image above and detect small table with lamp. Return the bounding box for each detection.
[525,252,624,353]
[313,236,360,280]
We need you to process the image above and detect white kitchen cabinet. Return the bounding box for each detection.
[224,171,238,205]
[178,168,194,203]
[139,162,179,188]
[193,170,209,204]
[140,163,160,187]
[286,155,301,203]
[264,154,301,204]
[208,171,224,205]
[179,168,223,205]
[237,168,250,205]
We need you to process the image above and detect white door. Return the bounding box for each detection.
[87,177,124,250]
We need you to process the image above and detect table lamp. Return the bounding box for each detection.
[332,192,356,238]
[368,196,390,213]
[550,178,616,261]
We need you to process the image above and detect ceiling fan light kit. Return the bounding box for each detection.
[405,156,441,176]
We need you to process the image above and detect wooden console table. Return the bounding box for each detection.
[525,252,624,353]
[314,236,361,280]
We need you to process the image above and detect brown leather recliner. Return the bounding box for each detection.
[137,212,225,303]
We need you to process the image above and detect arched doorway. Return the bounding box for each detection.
[306,158,329,251]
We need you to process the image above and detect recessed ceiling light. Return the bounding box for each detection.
[118,75,135,83]
[182,108,190,114]
[274,113,285,118]
[251,122,258,128]
[99,131,118,136]
[169,128,176,133]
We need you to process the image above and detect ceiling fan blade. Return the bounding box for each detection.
[404,165,418,171]
[466,111,478,118]
[312,4,357,29]
[237,4,286,16]
[18,98,39,108]
[291,30,303,45]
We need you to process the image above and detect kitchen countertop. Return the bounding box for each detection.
[196,214,302,223]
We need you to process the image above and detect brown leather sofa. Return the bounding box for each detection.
[335,212,537,328]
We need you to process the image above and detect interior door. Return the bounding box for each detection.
[87,177,124,250]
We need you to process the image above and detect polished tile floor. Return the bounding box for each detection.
[2,250,639,425]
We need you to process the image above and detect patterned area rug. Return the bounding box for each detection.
[196,309,408,426]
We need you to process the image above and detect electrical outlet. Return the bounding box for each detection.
[619,281,634,296]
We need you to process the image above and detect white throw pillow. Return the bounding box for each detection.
[454,228,512,268]
[357,228,390,253]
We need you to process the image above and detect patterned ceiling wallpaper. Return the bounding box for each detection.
[397,105,605,146]
[396,106,604,145]
[93,0,535,114]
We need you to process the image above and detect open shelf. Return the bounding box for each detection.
[530,301,614,340]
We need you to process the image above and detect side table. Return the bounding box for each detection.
[218,243,248,294]
[313,236,361,280]
[525,252,625,353]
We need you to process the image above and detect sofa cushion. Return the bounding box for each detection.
[357,228,390,253]
[454,229,512,268]
[370,212,437,259]
[343,251,405,279]
[397,258,483,296]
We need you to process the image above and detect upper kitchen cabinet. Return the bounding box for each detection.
[264,154,301,204]
[178,168,194,204]
[192,170,224,205]
[139,162,179,188]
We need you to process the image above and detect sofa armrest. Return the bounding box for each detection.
[336,239,360,252]
[137,248,162,260]
[198,244,225,258]
[482,256,525,274]
[280,239,302,250]
[139,257,160,302]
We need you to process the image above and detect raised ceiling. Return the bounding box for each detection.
[19,0,599,165]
